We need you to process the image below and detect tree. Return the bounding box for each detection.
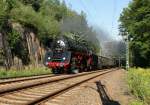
[0,0,20,69]
[20,0,42,11]
[119,0,150,67]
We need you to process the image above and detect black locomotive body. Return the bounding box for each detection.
[44,36,115,74]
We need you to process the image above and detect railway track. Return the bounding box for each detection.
[0,70,109,94]
[0,68,116,105]
[0,69,105,85]
[0,74,57,85]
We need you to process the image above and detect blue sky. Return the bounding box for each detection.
[63,0,131,40]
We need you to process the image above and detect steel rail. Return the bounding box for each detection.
[0,74,58,85]
[0,69,109,95]
[31,70,115,105]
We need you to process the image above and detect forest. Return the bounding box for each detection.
[0,0,100,69]
[120,0,150,67]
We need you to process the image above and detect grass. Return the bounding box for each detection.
[127,68,150,105]
[129,100,144,105]
[0,66,51,79]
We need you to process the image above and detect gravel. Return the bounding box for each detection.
[44,69,135,105]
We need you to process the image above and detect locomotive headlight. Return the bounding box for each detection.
[63,57,66,60]
[45,62,49,66]
[48,57,51,60]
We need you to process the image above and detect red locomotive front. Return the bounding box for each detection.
[45,51,71,73]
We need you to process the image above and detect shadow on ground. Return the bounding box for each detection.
[95,81,120,105]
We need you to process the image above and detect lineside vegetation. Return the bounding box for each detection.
[127,68,150,105]
[0,66,51,79]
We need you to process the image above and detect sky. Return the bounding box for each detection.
[62,0,131,41]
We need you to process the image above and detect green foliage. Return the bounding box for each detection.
[20,0,42,11]
[10,4,60,39]
[129,100,144,105]
[127,68,150,105]
[0,0,7,28]
[0,67,51,78]
[0,0,101,67]
[40,0,67,21]
[8,29,20,49]
[119,0,150,67]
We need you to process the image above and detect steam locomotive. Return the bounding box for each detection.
[44,36,115,74]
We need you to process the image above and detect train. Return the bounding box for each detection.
[44,36,116,74]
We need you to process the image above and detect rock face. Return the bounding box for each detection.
[0,33,4,67]
[0,31,13,69]
[0,22,47,69]
[0,33,2,49]
[4,22,47,69]
[24,28,46,66]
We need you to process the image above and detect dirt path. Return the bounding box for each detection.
[95,69,134,105]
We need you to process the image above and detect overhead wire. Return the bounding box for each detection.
[111,0,117,36]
